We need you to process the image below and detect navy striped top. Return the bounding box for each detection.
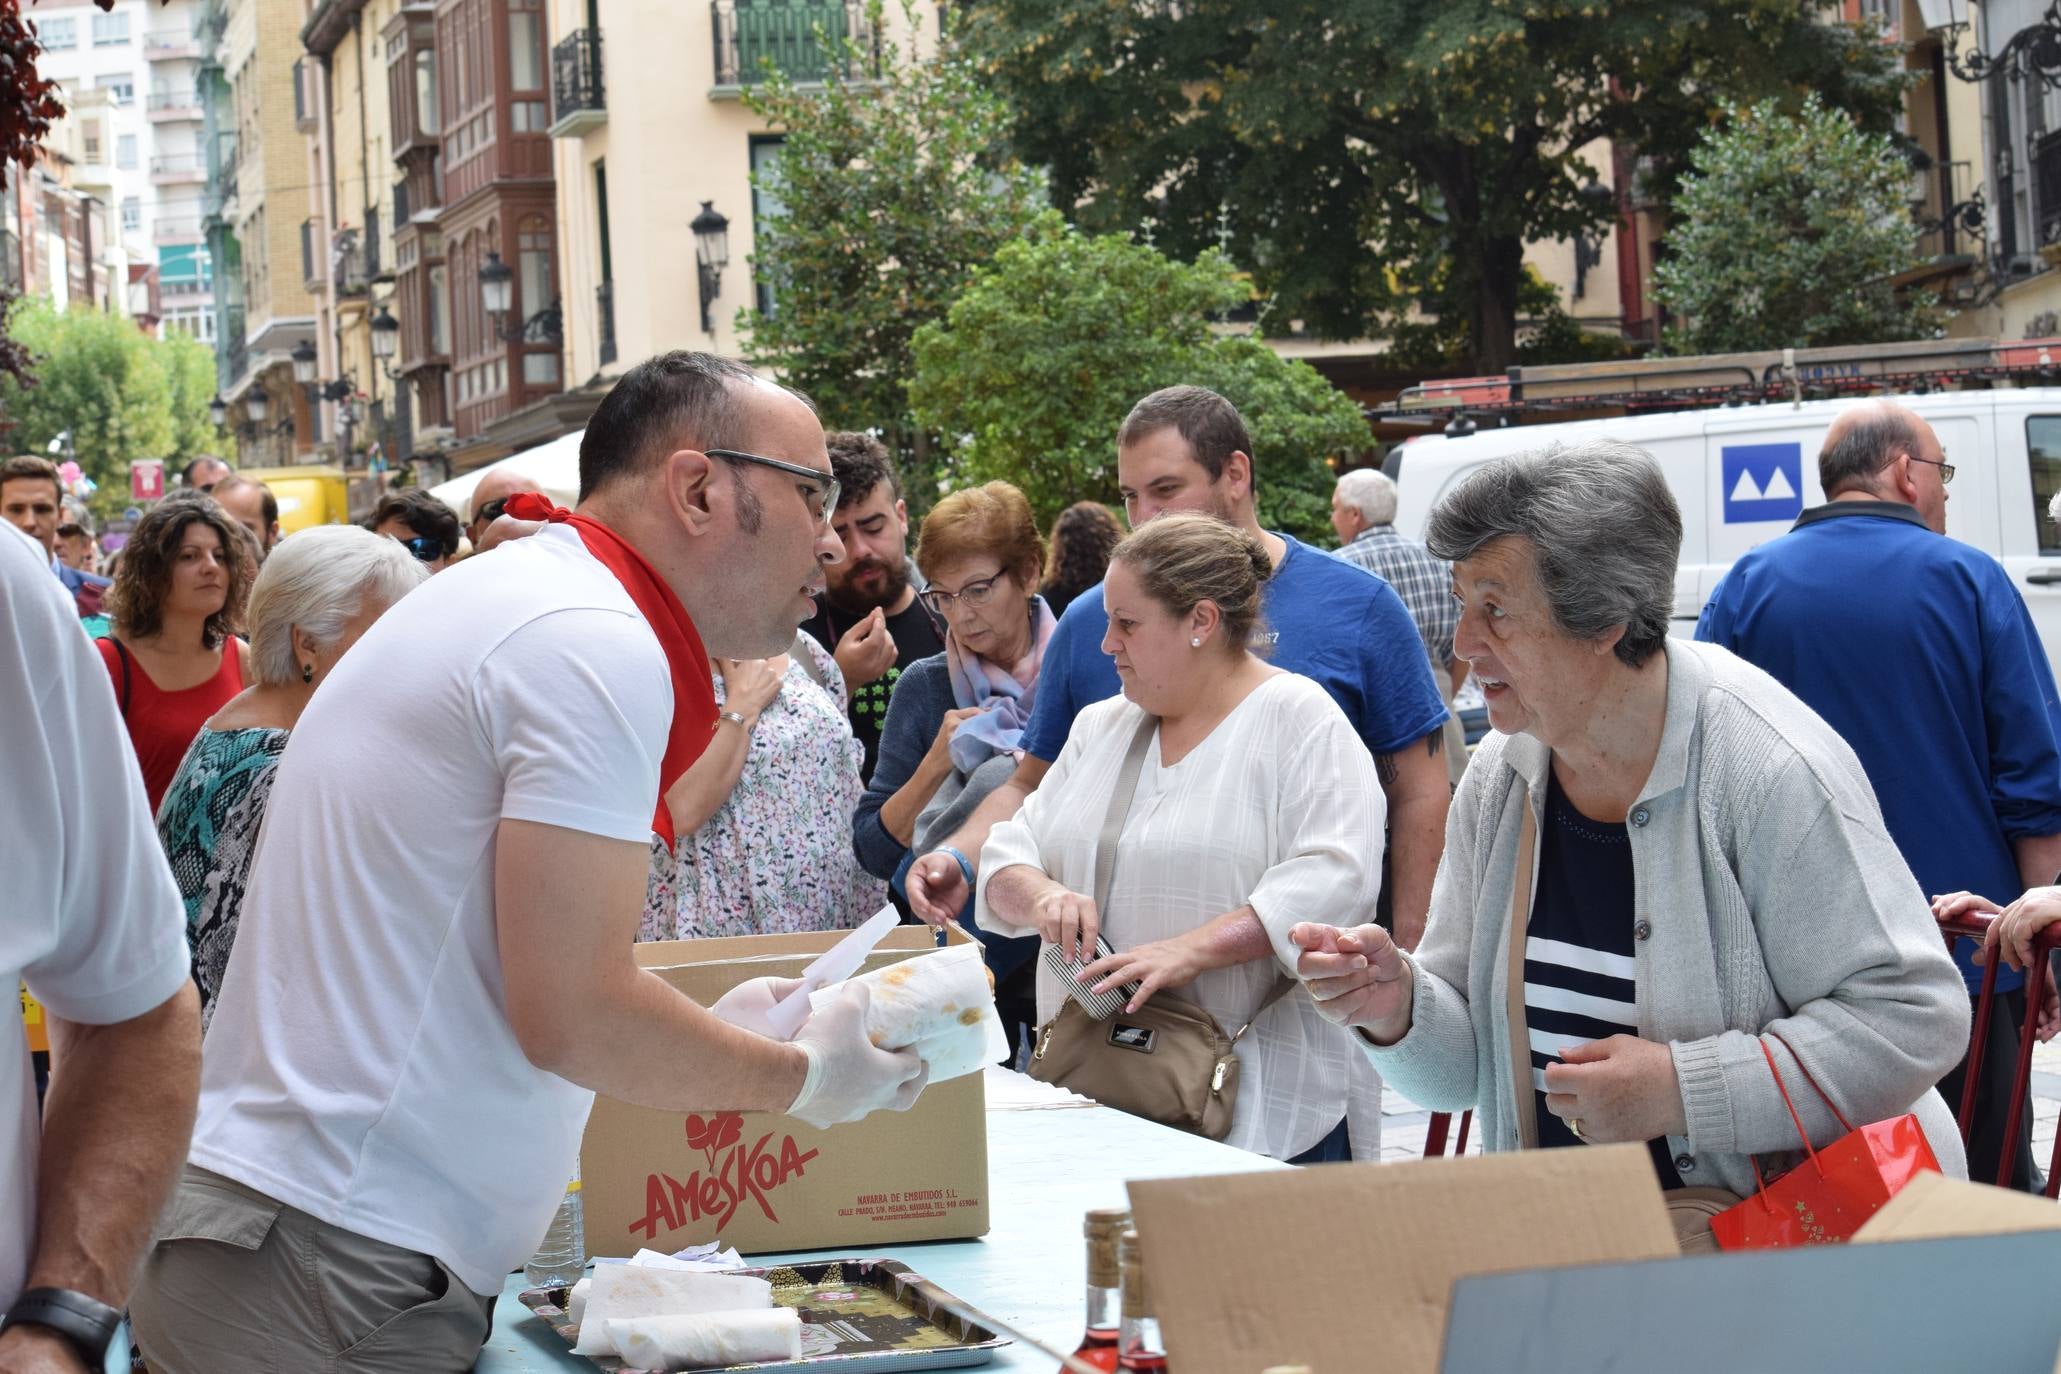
[1525,770,1682,1188]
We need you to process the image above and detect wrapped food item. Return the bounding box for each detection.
[606,1308,804,1370]
[569,1266,773,1358]
[808,941,1007,1083]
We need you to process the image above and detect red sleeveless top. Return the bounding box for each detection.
[98,636,247,814]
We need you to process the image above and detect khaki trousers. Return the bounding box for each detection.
[131,1165,497,1373]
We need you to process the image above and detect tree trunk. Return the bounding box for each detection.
[1468,236,1525,377]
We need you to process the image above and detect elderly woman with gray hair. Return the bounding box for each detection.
[1289,439,1970,1221]
[156,525,428,1029]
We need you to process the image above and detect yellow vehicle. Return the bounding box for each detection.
[250,463,351,533]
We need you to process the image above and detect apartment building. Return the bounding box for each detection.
[30,0,216,338]
[202,0,319,467]
[300,0,413,481]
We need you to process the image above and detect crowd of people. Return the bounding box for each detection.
[4,356,2055,1370]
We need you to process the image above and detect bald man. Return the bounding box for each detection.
[465,467,546,550]
[1699,398,2061,1192]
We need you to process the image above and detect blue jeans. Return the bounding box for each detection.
[1289,1117,1351,1165]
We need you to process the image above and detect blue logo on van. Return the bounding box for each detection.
[1721,442,1804,524]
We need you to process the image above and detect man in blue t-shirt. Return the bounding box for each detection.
[1698,398,2061,1191]
[907,385,1451,949]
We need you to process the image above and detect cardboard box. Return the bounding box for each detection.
[1852,1169,2061,1243]
[580,926,989,1259]
[1127,1144,1678,1374]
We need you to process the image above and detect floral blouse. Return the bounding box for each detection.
[641,639,887,940]
[156,725,292,1031]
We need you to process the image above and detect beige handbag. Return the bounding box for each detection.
[1503,781,1740,1253]
[1027,714,1295,1141]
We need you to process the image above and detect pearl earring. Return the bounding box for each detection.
[1190,636,1202,648]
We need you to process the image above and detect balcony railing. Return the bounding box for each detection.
[710,0,878,89]
[146,89,202,119]
[149,153,207,182]
[144,30,202,59]
[334,227,369,296]
[597,279,616,366]
[550,27,606,137]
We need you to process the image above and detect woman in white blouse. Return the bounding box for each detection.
[975,513,1387,1162]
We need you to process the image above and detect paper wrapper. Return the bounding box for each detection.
[569,1266,773,1358]
[606,1308,803,1369]
[808,942,1008,1083]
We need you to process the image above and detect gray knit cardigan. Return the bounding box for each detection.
[1367,638,1971,1192]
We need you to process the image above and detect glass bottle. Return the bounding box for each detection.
[1069,1208,1129,1371]
[1116,1228,1169,1372]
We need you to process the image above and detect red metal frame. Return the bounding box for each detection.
[1935,912,2061,1197]
[1423,1109,1474,1158]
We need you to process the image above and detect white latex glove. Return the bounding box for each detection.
[710,975,805,1036]
[786,982,928,1129]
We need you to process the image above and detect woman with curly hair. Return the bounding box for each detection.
[97,492,255,811]
[1039,500,1124,619]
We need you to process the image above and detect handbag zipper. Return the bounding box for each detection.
[1034,1024,1053,1062]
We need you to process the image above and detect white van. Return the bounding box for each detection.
[1388,389,2061,679]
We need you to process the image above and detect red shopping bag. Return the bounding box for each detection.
[1710,1034,1940,1251]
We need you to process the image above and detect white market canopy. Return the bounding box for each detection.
[429,428,584,522]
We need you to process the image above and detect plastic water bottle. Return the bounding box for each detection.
[524,1164,584,1289]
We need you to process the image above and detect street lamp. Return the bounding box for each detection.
[291,339,318,386]
[1942,0,2061,87]
[691,200,729,335]
[245,390,269,425]
[371,305,400,369]
[479,250,513,319]
[208,394,227,428]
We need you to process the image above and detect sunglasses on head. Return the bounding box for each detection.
[475,496,512,526]
[401,536,445,563]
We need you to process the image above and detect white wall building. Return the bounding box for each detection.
[34,0,215,339]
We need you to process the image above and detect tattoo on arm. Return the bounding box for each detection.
[1374,751,1399,787]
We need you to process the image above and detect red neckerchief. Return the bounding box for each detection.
[503,492,717,845]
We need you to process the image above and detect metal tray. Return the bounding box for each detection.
[519,1258,1010,1372]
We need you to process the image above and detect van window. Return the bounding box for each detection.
[2028,418,2061,555]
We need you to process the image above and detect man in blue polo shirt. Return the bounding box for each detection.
[907,385,1452,953]
[1698,398,2061,1191]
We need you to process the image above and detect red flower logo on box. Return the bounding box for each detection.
[684,1112,743,1166]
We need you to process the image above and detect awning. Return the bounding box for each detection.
[428,427,584,522]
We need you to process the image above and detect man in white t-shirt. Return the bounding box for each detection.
[130,353,928,1372]
[0,521,201,1374]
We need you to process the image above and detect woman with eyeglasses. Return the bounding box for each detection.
[854,481,1056,1057]
[96,493,257,813]
[156,526,429,1028]
[367,487,464,571]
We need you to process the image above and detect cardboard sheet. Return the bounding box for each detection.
[1127,1144,1676,1374]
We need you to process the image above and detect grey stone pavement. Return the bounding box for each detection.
[1376,1037,2061,1171]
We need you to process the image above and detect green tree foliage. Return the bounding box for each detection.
[738,2,1045,492]
[1653,97,1943,354]
[959,0,1909,375]
[0,298,218,520]
[908,222,1369,545]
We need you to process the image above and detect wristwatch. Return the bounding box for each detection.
[718,709,752,731]
[1,1288,123,1367]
